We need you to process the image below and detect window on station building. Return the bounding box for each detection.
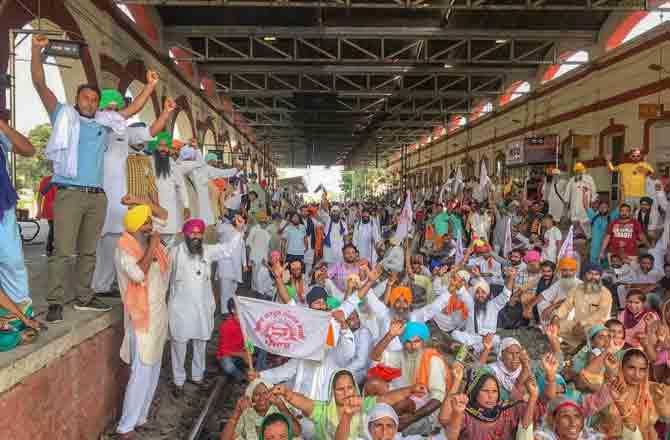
[499,81,530,106]
[449,116,467,133]
[607,2,670,51]
[116,4,137,22]
[470,101,493,121]
[542,50,589,83]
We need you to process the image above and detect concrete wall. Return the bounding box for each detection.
[0,322,125,439]
[389,22,670,198]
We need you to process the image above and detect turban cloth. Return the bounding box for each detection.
[574,162,586,173]
[400,322,430,344]
[124,205,152,233]
[558,257,577,271]
[146,132,172,153]
[179,146,196,161]
[471,279,490,295]
[256,211,268,222]
[583,262,603,274]
[182,218,206,237]
[306,286,328,306]
[524,249,541,263]
[387,287,412,306]
[205,152,218,163]
[99,89,126,110]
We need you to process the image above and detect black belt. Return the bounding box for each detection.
[57,185,105,194]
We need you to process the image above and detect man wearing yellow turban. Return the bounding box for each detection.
[115,204,171,437]
[534,256,582,327]
[564,161,597,238]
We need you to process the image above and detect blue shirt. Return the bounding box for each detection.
[50,103,108,188]
[282,223,306,256]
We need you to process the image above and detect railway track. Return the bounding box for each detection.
[187,377,229,440]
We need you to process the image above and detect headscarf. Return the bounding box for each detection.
[314,370,375,440]
[488,338,522,393]
[205,152,218,163]
[259,412,293,440]
[524,250,541,264]
[179,146,196,161]
[583,262,603,275]
[465,371,520,422]
[123,205,151,233]
[400,322,430,344]
[534,397,598,440]
[471,279,490,296]
[622,291,653,330]
[387,287,412,306]
[571,324,608,374]
[238,379,279,440]
[595,349,658,440]
[366,403,399,440]
[574,162,586,173]
[99,89,126,110]
[182,218,205,237]
[146,131,172,153]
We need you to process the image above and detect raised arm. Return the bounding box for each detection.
[371,320,405,362]
[149,98,176,136]
[30,35,57,114]
[0,120,35,157]
[118,70,160,120]
[272,385,315,418]
[221,396,250,440]
[441,394,467,440]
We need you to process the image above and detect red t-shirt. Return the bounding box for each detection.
[216,316,244,358]
[38,175,57,220]
[607,218,643,257]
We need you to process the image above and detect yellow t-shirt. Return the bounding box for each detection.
[615,162,654,198]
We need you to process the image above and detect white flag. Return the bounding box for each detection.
[503,217,513,257]
[393,190,413,244]
[479,160,492,190]
[236,296,332,361]
[557,225,574,261]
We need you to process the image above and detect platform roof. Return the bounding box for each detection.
[116,0,649,167]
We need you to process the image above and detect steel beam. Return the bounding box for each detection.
[117,0,659,11]
[165,26,596,41]
[222,90,500,98]
[203,65,536,75]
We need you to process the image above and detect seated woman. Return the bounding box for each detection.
[593,349,670,440]
[618,289,659,349]
[535,395,644,440]
[335,401,425,440]
[569,325,619,393]
[270,369,427,440]
[605,318,626,355]
[480,338,528,402]
[221,379,301,440]
[439,372,538,440]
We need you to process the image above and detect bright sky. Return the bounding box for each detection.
[279,166,344,195]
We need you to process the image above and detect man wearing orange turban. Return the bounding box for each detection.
[533,256,582,327]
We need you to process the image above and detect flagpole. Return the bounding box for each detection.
[232,295,255,373]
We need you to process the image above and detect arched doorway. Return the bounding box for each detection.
[202,129,216,156]
[124,79,157,126]
[173,110,194,142]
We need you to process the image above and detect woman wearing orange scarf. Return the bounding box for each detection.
[594,349,670,440]
[115,205,171,438]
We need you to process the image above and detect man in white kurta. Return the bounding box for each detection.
[564,162,597,238]
[543,168,567,221]
[178,154,238,226]
[168,218,234,394]
[318,201,348,266]
[246,212,271,295]
[153,138,191,244]
[216,214,247,312]
[353,207,382,265]
[115,205,171,437]
[247,172,267,212]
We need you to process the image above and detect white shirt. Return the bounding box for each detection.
[542,226,563,263]
[246,224,271,263]
[463,287,511,335]
[216,221,247,282]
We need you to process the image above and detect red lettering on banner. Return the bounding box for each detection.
[254,309,306,351]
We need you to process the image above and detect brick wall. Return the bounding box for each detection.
[0,323,126,440]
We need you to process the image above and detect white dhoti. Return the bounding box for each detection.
[117,326,163,434]
[451,330,501,354]
[92,233,121,293]
[170,339,208,387]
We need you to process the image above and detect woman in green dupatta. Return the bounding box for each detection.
[258,413,293,440]
[271,369,427,440]
[222,378,302,440]
[569,325,619,394]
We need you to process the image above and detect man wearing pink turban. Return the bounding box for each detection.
[167,217,236,398]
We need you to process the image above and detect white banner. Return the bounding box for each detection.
[236,296,332,361]
[393,190,413,244]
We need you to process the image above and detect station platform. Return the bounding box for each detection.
[0,244,126,439]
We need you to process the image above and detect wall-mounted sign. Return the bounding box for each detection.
[505,140,524,166]
[524,134,559,164]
